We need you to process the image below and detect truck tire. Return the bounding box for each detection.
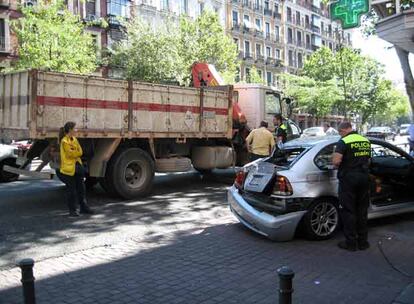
[108,148,155,199]
[0,158,19,183]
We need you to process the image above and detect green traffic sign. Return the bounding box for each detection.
[330,0,369,29]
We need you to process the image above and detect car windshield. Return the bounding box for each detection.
[267,147,307,168]
[304,127,322,134]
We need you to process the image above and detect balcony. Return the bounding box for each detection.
[243,25,251,34]
[254,29,264,37]
[0,0,9,7]
[107,15,124,28]
[297,40,303,47]
[311,5,321,14]
[244,52,253,60]
[254,4,262,12]
[275,59,283,67]
[306,43,312,50]
[266,57,275,65]
[242,0,252,9]
[256,55,265,63]
[287,16,292,23]
[274,12,281,19]
[305,23,311,30]
[265,33,271,40]
[232,23,241,31]
[238,51,244,59]
[287,38,295,45]
[275,36,280,43]
[264,8,272,16]
[311,25,321,34]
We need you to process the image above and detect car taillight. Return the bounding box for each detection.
[234,171,246,189]
[273,175,293,196]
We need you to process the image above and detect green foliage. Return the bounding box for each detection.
[280,73,340,117]
[111,10,239,84]
[248,66,265,84]
[371,88,410,125]
[10,0,97,74]
[296,46,405,123]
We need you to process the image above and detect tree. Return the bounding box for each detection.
[280,73,340,118]
[247,66,265,84]
[111,11,239,84]
[10,0,97,74]
[302,47,336,81]
[111,18,186,83]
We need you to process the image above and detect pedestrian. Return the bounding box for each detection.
[408,121,414,156]
[323,123,338,136]
[273,114,287,145]
[56,121,93,217]
[332,121,371,251]
[245,121,275,162]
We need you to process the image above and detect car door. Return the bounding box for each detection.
[369,141,414,205]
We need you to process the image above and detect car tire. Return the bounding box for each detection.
[194,167,213,175]
[0,158,19,183]
[302,198,340,240]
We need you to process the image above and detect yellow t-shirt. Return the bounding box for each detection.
[246,127,275,156]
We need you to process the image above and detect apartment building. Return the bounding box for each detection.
[227,0,352,86]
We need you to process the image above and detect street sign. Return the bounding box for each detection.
[330,0,370,29]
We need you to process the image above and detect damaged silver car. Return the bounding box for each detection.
[228,136,414,241]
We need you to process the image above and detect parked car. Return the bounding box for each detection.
[228,137,414,241]
[399,124,411,136]
[0,143,19,182]
[301,127,326,138]
[366,126,396,141]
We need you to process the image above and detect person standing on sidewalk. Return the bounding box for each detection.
[332,121,371,251]
[245,121,275,162]
[57,121,93,217]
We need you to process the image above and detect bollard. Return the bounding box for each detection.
[18,258,36,304]
[277,266,294,304]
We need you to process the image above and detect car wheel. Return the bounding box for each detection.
[302,199,339,240]
[0,158,19,183]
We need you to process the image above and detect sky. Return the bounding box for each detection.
[351,28,410,93]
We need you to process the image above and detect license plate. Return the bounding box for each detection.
[250,176,263,186]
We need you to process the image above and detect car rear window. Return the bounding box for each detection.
[266,147,307,168]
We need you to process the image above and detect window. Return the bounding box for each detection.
[274,4,279,13]
[321,21,324,33]
[255,18,261,30]
[288,50,293,66]
[314,144,336,170]
[181,0,188,14]
[232,11,238,26]
[328,24,332,34]
[275,25,280,41]
[266,46,271,57]
[235,67,241,82]
[265,92,281,114]
[287,7,292,22]
[298,53,303,68]
[264,0,269,10]
[234,38,239,50]
[266,71,272,86]
[296,11,300,25]
[245,67,251,82]
[257,69,262,78]
[199,1,204,14]
[287,28,293,44]
[244,14,250,21]
[305,15,310,28]
[322,40,326,46]
[265,22,270,38]
[256,43,262,57]
[160,0,169,11]
[244,40,250,56]
[306,34,310,48]
[329,42,333,51]
[107,0,129,17]
[297,31,302,45]
[275,49,280,59]
[0,19,6,52]
[86,0,96,16]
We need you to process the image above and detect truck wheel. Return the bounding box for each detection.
[0,158,19,183]
[109,148,155,199]
[302,199,339,240]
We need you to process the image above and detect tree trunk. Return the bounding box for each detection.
[395,46,414,119]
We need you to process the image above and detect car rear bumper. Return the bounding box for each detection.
[227,186,306,241]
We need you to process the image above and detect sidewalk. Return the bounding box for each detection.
[1,215,413,304]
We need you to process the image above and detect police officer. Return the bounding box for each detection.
[273,114,287,145]
[332,122,371,251]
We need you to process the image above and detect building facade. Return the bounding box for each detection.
[227,0,352,87]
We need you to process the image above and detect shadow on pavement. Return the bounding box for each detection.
[0,219,413,304]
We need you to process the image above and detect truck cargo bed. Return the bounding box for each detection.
[0,70,233,142]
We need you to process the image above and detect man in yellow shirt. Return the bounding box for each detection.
[245,121,275,161]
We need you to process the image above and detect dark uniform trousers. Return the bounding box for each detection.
[338,171,370,245]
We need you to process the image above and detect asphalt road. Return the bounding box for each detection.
[0,169,237,269]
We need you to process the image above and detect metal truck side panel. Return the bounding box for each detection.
[0,71,31,141]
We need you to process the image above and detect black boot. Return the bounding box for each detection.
[337,240,357,252]
[80,205,94,214]
[69,210,80,217]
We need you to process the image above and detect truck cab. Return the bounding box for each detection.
[233,84,301,139]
